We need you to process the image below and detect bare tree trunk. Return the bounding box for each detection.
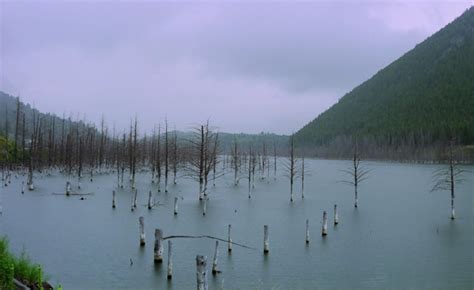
[301,157,305,199]
[263,225,269,254]
[322,211,328,236]
[139,216,145,246]
[167,240,173,279]
[196,255,208,290]
[164,119,169,193]
[212,240,219,275]
[154,229,164,263]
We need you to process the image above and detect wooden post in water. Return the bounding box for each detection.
[112,190,116,208]
[21,181,24,194]
[133,189,138,209]
[451,196,455,220]
[174,197,178,215]
[305,219,310,244]
[227,224,232,253]
[196,255,208,290]
[263,225,269,254]
[139,216,145,246]
[154,229,164,263]
[167,240,173,279]
[322,211,328,236]
[66,181,71,196]
[334,204,339,225]
[212,241,219,275]
[202,198,207,216]
[148,191,152,210]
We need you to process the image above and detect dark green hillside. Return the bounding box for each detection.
[294,7,474,160]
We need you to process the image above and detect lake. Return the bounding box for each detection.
[1,159,473,289]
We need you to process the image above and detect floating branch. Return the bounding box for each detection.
[163,235,255,250]
[52,192,94,196]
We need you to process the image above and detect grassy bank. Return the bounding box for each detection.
[0,237,55,290]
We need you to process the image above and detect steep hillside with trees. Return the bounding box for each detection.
[294,7,474,161]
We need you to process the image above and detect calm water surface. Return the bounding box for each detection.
[1,159,473,289]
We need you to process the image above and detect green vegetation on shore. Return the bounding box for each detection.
[0,237,51,290]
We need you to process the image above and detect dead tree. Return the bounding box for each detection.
[340,141,370,208]
[171,130,179,185]
[273,139,277,180]
[186,123,219,200]
[156,125,162,192]
[13,97,21,163]
[301,157,305,199]
[131,117,138,189]
[231,138,240,186]
[247,145,256,198]
[284,135,298,202]
[164,119,169,192]
[260,141,267,180]
[431,139,466,219]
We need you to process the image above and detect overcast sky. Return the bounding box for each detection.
[0,0,471,134]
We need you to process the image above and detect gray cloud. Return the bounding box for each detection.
[0,1,470,134]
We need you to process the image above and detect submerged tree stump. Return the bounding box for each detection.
[167,240,173,280]
[66,181,71,196]
[139,216,145,246]
[148,191,152,210]
[196,255,208,290]
[154,229,164,263]
[174,197,178,215]
[133,189,138,209]
[305,219,310,244]
[227,224,232,253]
[212,241,219,275]
[263,225,269,254]
[202,198,207,216]
[322,211,328,236]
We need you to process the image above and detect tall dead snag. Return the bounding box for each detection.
[131,117,138,189]
[186,123,219,200]
[301,157,305,199]
[156,125,162,192]
[340,141,369,208]
[171,130,179,185]
[273,139,277,180]
[260,141,267,180]
[211,134,219,187]
[284,135,298,202]
[431,139,466,219]
[247,145,254,198]
[231,138,240,186]
[164,119,169,192]
[150,127,156,184]
[13,97,21,164]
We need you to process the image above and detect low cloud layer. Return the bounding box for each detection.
[1,1,470,134]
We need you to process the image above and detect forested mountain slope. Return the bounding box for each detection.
[294,7,474,161]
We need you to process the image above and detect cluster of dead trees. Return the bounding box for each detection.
[1,98,467,219]
[0,101,281,200]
